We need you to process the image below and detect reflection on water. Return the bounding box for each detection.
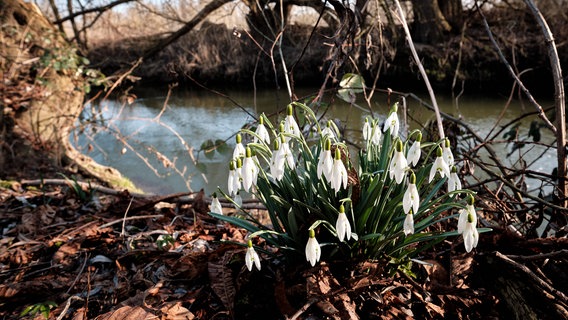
[74,87,556,195]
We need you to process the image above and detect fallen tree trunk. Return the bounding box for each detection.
[0,0,139,191]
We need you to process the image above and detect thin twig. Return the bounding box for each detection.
[523,0,567,208]
[476,4,556,134]
[120,196,134,237]
[504,249,568,262]
[66,252,89,294]
[495,251,568,305]
[55,295,84,320]
[392,0,445,139]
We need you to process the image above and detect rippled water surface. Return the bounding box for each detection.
[74,87,556,195]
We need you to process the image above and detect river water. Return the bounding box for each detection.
[74,87,556,195]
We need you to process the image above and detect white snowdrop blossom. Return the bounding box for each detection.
[321,120,337,140]
[241,147,259,192]
[429,147,450,183]
[233,133,246,159]
[406,132,422,167]
[336,204,351,242]
[389,140,408,184]
[330,148,348,194]
[362,117,372,141]
[210,193,223,215]
[270,137,295,181]
[305,229,321,266]
[443,138,454,167]
[403,172,420,215]
[284,105,301,141]
[448,166,462,194]
[254,115,271,145]
[227,159,242,196]
[383,103,400,137]
[403,211,415,236]
[317,139,333,181]
[458,195,479,253]
[234,192,243,208]
[371,124,382,146]
[245,239,261,271]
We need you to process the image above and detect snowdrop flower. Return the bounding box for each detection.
[362,117,372,141]
[448,166,462,194]
[234,192,243,208]
[383,103,400,138]
[227,159,242,196]
[254,114,271,145]
[429,147,450,183]
[330,147,348,194]
[336,204,351,242]
[284,104,301,140]
[305,229,321,266]
[321,120,338,140]
[403,172,420,215]
[371,123,382,145]
[403,210,415,236]
[458,195,479,253]
[317,139,333,181]
[233,133,246,159]
[241,147,259,192]
[406,132,422,167]
[443,138,454,167]
[389,139,408,184]
[210,193,223,215]
[245,239,261,271]
[270,137,295,181]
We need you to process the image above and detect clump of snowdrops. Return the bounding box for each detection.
[210,102,488,272]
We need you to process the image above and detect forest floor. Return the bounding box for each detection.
[0,155,567,320]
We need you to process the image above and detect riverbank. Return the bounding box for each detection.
[86,7,567,97]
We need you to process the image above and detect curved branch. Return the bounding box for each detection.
[142,0,233,60]
[523,0,567,208]
[52,0,135,25]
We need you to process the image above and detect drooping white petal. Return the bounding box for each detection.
[284,115,301,140]
[234,193,243,208]
[457,207,469,234]
[372,127,381,145]
[428,156,450,183]
[254,123,271,144]
[228,168,236,196]
[242,155,258,192]
[383,112,400,137]
[321,125,336,140]
[245,246,261,271]
[403,183,420,215]
[233,142,245,159]
[317,149,333,181]
[403,213,414,236]
[463,222,479,253]
[448,170,462,194]
[228,162,241,196]
[407,140,421,167]
[331,158,348,194]
[336,212,351,242]
[362,119,372,141]
[443,145,454,167]
[389,150,408,184]
[305,236,321,266]
[210,196,223,215]
[280,141,296,169]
